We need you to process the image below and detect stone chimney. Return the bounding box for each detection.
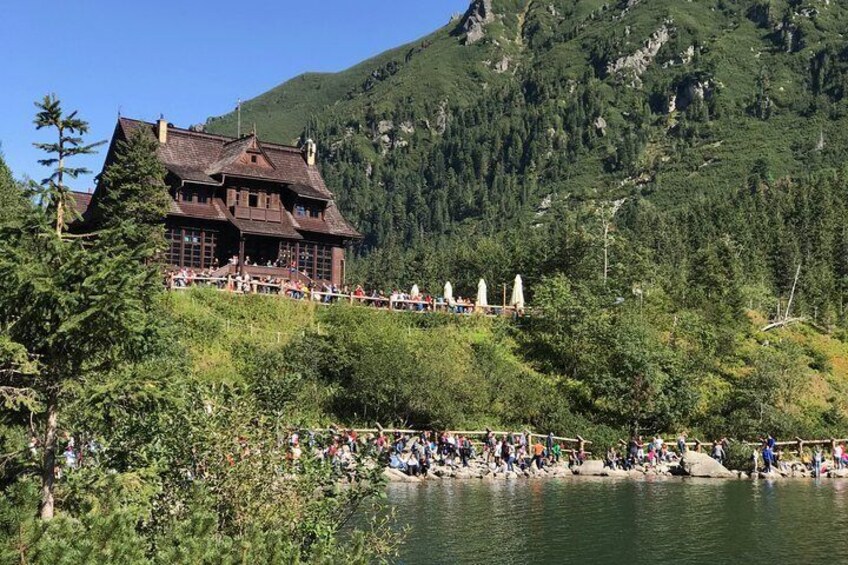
[157,115,168,144]
[304,138,317,166]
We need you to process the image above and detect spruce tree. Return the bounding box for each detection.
[32,94,105,236]
[0,151,26,228]
[88,128,170,251]
[0,96,164,520]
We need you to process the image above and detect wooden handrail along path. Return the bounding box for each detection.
[168,275,526,318]
[618,436,848,457]
[323,425,592,453]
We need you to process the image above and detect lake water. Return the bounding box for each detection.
[386,477,848,564]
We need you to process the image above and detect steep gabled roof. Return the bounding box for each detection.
[291,202,361,239]
[104,118,361,240]
[69,191,93,217]
[115,118,334,199]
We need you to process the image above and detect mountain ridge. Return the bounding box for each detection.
[205,0,848,317]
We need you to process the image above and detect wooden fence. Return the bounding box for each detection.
[168,275,525,317]
[336,426,592,453]
[618,436,848,457]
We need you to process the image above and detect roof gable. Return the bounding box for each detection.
[206,135,275,176]
[113,118,333,196]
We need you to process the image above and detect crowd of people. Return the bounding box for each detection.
[28,433,102,480]
[383,430,586,476]
[603,432,848,477]
[604,435,682,470]
[168,268,514,315]
[28,427,848,482]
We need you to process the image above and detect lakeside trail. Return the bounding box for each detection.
[383,451,848,483]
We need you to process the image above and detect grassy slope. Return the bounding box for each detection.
[205,20,504,145]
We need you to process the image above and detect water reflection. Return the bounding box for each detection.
[387,478,848,564]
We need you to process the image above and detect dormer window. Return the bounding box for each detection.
[295,203,323,219]
[250,155,258,163]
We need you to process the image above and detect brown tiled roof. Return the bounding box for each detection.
[231,217,303,239]
[289,183,330,201]
[169,199,229,222]
[117,118,333,198]
[324,202,361,238]
[111,118,360,240]
[69,191,92,217]
[291,202,361,239]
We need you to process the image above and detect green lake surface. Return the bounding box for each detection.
[386,477,848,564]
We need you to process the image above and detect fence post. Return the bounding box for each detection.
[694,439,701,453]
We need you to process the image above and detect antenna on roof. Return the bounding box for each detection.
[117,105,122,118]
[237,98,242,138]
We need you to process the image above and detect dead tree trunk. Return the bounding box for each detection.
[40,391,58,520]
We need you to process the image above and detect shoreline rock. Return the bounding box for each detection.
[382,457,847,483]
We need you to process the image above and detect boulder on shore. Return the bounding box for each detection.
[678,451,735,478]
[383,468,421,483]
[573,460,606,476]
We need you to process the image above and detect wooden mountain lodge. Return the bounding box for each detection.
[74,117,361,286]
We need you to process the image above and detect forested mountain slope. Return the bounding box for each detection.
[207,0,848,325]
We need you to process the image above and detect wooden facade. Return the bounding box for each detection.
[78,118,360,285]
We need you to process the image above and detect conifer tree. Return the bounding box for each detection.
[0,96,163,520]
[32,94,105,236]
[0,151,26,228]
[88,128,170,251]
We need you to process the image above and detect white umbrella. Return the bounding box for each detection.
[443,281,453,302]
[510,275,525,310]
[476,278,488,308]
[411,284,420,298]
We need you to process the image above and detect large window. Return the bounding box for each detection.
[278,241,334,281]
[315,245,332,281]
[165,227,216,269]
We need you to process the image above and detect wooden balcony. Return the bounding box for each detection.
[232,206,281,222]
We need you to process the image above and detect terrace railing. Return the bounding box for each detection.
[167,274,526,318]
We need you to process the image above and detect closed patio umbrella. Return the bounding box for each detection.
[443,281,453,302]
[410,284,420,299]
[510,275,525,310]
[476,278,488,308]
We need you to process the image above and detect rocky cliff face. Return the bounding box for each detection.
[607,22,673,87]
[459,0,495,45]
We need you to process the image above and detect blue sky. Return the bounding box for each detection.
[1,0,469,188]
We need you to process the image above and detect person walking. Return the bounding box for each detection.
[532,441,545,470]
[711,440,725,465]
[677,432,688,455]
[813,447,823,478]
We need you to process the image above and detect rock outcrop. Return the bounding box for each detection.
[573,460,606,476]
[607,23,672,86]
[459,0,495,45]
[384,468,421,483]
[678,451,735,478]
[675,77,715,111]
